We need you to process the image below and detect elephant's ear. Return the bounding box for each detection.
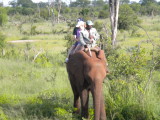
[79,51,91,59]
[97,50,106,60]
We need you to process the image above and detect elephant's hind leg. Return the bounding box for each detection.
[68,74,81,114]
[73,91,81,114]
[80,88,89,119]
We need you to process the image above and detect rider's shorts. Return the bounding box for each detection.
[74,41,80,46]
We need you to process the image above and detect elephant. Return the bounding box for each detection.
[66,49,108,120]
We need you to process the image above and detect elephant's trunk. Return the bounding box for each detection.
[92,80,102,120]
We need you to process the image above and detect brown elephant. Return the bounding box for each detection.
[66,49,107,120]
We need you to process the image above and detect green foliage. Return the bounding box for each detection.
[30,25,37,35]
[70,0,90,7]
[0,107,8,120]
[65,33,74,50]
[79,8,89,16]
[34,53,53,67]
[108,46,147,80]
[94,21,103,32]
[130,2,141,14]
[40,8,49,20]
[118,4,141,30]
[141,0,157,6]
[22,7,35,15]
[98,10,109,19]
[121,104,155,120]
[151,46,160,70]
[54,107,72,119]
[120,0,130,4]
[17,0,35,8]
[140,3,160,16]
[61,7,71,14]
[0,7,8,26]
[0,32,6,49]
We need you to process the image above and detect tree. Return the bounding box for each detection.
[130,2,141,14]
[92,0,105,6]
[0,32,6,56]
[140,0,156,5]
[98,10,109,18]
[140,2,159,16]
[9,1,17,7]
[17,0,35,8]
[0,7,8,26]
[0,2,3,7]
[118,4,140,30]
[70,0,90,7]
[109,0,120,49]
[120,0,130,4]
[57,0,62,23]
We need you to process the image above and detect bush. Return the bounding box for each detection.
[64,33,74,50]
[98,10,109,19]
[34,53,53,67]
[40,8,49,20]
[0,32,6,49]
[0,107,8,120]
[30,25,37,35]
[118,4,140,30]
[121,105,154,120]
[0,7,8,26]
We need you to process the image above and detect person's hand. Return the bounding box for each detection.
[74,38,78,41]
[90,39,94,43]
[90,35,94,39]
[84,45,88,48]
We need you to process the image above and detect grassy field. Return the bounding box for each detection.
[0,16,160,120]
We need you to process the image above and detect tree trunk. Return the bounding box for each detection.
[109,0,120,49]
[2,49,5,56]
[37,3,41,18]
[57,0,62,23]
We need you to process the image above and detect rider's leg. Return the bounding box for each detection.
[65,45,75,62]
[73,44,84,53]
[68,45,75,57]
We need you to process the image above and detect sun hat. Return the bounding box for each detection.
[76,21,84,27]
[77,18,83,22]
[86,20,94,25]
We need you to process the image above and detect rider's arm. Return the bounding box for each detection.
[73,35,78,41]
[92,28,100,41]
[79,32,86,45]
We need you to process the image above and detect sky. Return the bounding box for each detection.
[1,0,160,6]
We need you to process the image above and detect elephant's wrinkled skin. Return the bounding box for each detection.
[66,50,107,120]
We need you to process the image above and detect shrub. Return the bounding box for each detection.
[0,7,8,26]
[98,10,109,19]
[0,32,6,49]
[118,4,141,30]
[64,33,74,51]
[121,104,154,120]
[34,53,53,67]
[0,107,8,120]
[30,25,37,35]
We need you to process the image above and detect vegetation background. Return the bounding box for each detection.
[0,0,160,119]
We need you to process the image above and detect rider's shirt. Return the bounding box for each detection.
[79,28,99,47]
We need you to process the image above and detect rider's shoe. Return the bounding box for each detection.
[65,58,69,63]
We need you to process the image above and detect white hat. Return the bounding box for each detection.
[76,21,84,27]
[86,20,94,25]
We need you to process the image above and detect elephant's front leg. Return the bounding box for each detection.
[80,88,89,119]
